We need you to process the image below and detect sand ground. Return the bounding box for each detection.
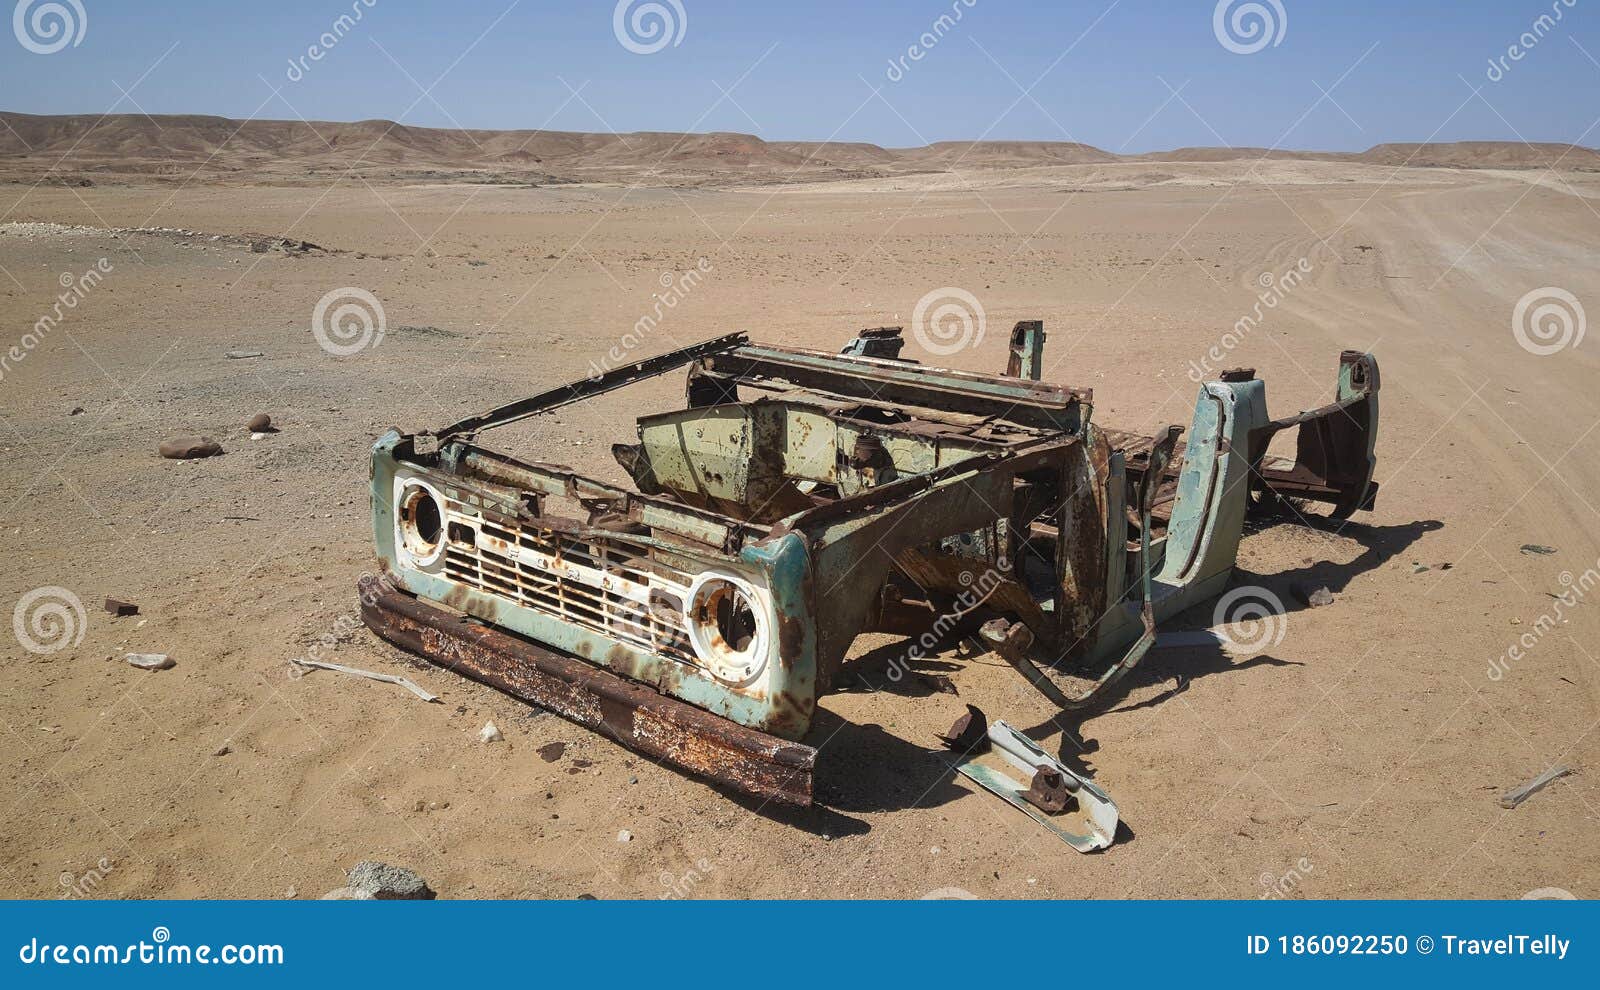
[2,160,1597,899]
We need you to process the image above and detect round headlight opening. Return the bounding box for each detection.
[399,484,444,562]
[685,573,769,686]
[703,583,757,653]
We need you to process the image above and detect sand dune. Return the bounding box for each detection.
[2,112,1596,186]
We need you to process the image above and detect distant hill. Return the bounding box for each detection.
[1356,141,1600,169]
[2,112,1594,184]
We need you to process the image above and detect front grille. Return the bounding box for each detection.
[439,504,699,668]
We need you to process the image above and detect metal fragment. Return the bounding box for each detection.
[936,704,989,753]
[291,656,439,702]
[1500,765,1575,809]
[954,719,1119,852]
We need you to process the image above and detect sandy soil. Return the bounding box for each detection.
[2,156,1597,900]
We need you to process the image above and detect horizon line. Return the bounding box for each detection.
[3,110,1596,158]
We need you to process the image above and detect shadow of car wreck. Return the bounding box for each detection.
[775,516,1444,820]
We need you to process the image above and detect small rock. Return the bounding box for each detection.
[104,597,139,617]
[250,432,267,441]
[413,800,425,812]
[320,886,376,900]
[68,406,84,416]
[1292,582,1335,608]
[616,830,633,843]
[225,350,264,359]
[246,412,271,432]
[125,653,174,671]
[1412,562,1430,573]
[479,720,504,743]
[213,743,231,757]
[285,885,297,899]
[159,436,223,460]
[538,741,566,763]
[1520,544,1558,556]
[345,860,435,900]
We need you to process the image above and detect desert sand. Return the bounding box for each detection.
[1,116,1597,899]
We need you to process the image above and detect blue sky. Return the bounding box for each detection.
[3,0,1598,151]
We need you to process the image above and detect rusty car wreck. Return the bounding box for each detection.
[358,322,1380,831]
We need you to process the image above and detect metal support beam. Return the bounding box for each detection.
[436,332,749,440]
[704,344,1089,431]
[1005,320,1045,381]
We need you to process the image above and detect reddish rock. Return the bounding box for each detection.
[159,436,223,459]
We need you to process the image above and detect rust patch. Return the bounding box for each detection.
[359,576,815,806]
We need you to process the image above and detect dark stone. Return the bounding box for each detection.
[159,436,223,459]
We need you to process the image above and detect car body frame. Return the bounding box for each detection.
[359,322,1379,807]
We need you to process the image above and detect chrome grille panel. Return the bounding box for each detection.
[439,503,699,668]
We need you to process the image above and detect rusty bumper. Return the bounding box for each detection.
[358,576,816,806]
